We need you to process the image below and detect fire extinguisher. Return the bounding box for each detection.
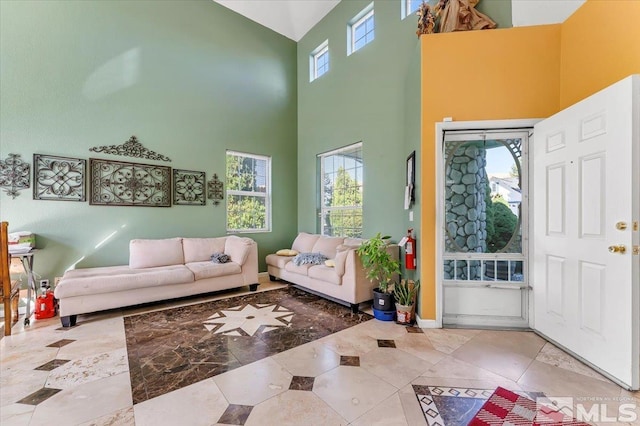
[405,228,416,270]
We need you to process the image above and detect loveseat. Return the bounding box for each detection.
[265,232,398,312]
[54,236,258,327]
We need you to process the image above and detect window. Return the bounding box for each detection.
[318,143,363,237]
[348,3,374,55]
[402,0,423,19]
[310,40,329,82]
[226,151,271,232]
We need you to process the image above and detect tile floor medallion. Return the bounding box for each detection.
[413,385,547,426]
[124,286,371,403]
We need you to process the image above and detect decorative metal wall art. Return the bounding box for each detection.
[33,154,86,201]
[207,173,224,206]
[173,169,206,206]
[0,153,30,198]
[89,158,171,207]
[89,136,172,162]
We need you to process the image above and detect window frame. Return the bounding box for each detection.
[318,142,364,238]
[402,0,423,19]
[309,40,330,82]
[347,3,375,56]
[225,150,272,233]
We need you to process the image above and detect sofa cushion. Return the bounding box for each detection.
[276,249,298,256]
[225,236,254,265]
[129,238,184,269]
[312,236,345,259]
[344,238,365,247]
[55,265,194,298]
[291,233,320,253]
[185,261,241,280]
[308,265,341,285]
[266,254,293,269]
[182,237,227,263]
[285,262,313,276]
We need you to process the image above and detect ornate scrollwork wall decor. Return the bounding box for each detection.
[33,154,86,201]
[89,136,172,162]
[0,153,30,198]
[207,173,224,206]
[173,169,205,206]
[89,158,171,207]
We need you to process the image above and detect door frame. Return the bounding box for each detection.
[435,119,541,328]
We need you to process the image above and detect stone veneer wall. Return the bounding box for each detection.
[444,145,487,280]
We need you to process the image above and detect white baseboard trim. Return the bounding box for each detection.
[416,315,440,328]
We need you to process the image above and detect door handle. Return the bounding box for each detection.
[608,244,626,254]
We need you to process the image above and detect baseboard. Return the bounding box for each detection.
[258,272,270,283]
[416,315,440,328]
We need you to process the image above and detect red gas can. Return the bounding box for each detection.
[35,291,57,319]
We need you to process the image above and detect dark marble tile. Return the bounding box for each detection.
[289,376,315,391]
[125,286,371,404]
[406,326,423,333]
[378,339,396,348]
[340,355,360,367]
[46,339,75,348]
[16,387,62,405]
[34,359,70,371]
[433,395,486,425]
[412,384,431,395]
[217,404,253,425]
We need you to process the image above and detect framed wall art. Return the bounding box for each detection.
[33,154,86,201]
[405,150,416,209]
[173,169,205,206]
[89,158,171,207]
[0,153,30,199]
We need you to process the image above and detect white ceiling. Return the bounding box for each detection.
[214,0,341,41]
[214,0,585,42]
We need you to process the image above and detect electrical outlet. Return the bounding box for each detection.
[40,279,49,288]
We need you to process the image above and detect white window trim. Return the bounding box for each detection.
[309,40,329,82]
[318,142,364,237]
[347,3,374,56]
[402,0,421,19]
[226,150,272,233]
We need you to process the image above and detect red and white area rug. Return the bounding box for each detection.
[468,386,590,426]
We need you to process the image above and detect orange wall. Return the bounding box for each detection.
[419,25,561,319]
[560,0,640,109]
[419,0,640,321]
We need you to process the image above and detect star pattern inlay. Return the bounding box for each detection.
[203,303,293,336]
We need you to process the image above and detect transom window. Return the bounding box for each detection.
[310,40,329,82]
[402,0,423,19]
[226,150,271,233]
[318,143,363,237]
[348,3,374,55]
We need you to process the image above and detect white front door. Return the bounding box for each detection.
[532,75,640,389]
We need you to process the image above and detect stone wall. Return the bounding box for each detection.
[444,145,487,280]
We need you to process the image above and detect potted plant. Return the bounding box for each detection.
[356,233,400,321]
[393,279,420,325]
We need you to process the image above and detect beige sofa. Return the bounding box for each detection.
[54,236,258,327]
[266,232,398,312]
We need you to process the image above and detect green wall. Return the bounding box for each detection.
[0,0,298,281]
[297,0,422,243]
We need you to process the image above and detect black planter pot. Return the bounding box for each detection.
[372,288,395,311]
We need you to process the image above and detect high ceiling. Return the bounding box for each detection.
[214,0,341,41]
[213,0,585,42]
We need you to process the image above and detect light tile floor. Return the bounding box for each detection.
[1,281,639,426]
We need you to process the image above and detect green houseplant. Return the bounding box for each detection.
[356,233,400,319]
[393,279,420,325]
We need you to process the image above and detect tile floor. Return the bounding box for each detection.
[1,280,638,426]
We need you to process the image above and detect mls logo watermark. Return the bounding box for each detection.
[536,396,638,423]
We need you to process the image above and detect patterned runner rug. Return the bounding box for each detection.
[468,386,590,425]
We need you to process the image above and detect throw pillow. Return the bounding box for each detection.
[276,249,299,256]
[211,252,230,264]
[292,252,328,267]
[324,259,335,267]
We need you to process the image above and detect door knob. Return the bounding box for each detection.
[608,244,626,254]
